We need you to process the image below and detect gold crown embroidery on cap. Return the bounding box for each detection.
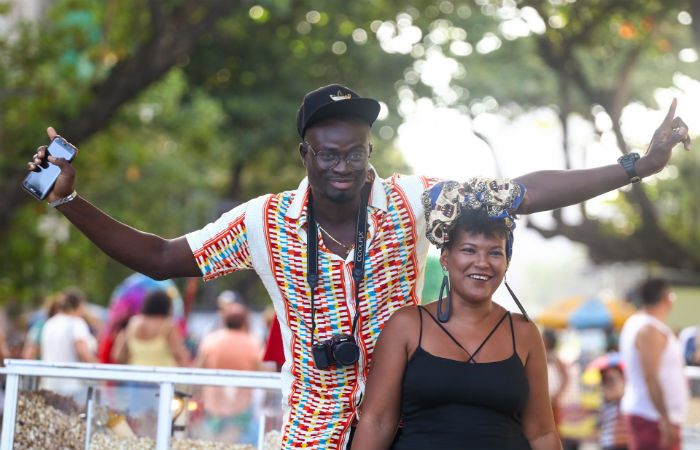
[330,90,352,101]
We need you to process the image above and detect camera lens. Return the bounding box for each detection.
[333,340,359,366]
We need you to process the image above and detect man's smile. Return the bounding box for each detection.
[328,177,356,190]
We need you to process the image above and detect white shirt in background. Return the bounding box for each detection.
[620,312,689,424]
[39,312,97,401]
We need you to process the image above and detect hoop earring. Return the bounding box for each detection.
[438,266,451,323]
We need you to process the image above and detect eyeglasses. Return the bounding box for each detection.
[304,142,370,170]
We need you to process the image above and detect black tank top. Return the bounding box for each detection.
[390,307,532,450]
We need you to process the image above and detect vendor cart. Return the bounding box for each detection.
[0,359,282,450]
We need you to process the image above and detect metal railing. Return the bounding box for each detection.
[0,359,282,450]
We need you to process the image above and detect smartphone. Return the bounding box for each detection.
[22,136,78,200]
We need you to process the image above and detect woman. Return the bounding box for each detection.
[542,328,569,433]
[112,289,191,367]
[22,295,62,360]
[352,179,560,450]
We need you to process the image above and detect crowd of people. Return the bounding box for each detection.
[0,285,275,445]
[7,82,694,449]
[1,275,697,449]
[536,278,699,450]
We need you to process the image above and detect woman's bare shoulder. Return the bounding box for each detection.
[511,313,544,346]
[380,304,423,336]
[388,304,421,323]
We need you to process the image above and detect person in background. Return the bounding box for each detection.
[0,320,8,421]
[678,323,699,367]
[543,328,569,436]
[620,278,688,450]
[262,314,284,372]
[194,290,249,344]
[22,295,62,360]
[195,297,263,444]
[40,288,98,402]
[112,289,191,367]
[598,359,628,450]
[0,326,9,365]
[97,315,130,364]
[216,290,249,330]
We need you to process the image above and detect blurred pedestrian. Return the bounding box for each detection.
[39,288,98,402]
[678,324,699,366]
[597,356,628,450]
[195,294,263,444]
[0,320,8,421]
[111,289,191,367]
[262,315,284,372]
[97,315,130,364]
[22,295,62,360]
[543,328,569,434]
[0,326,9,365]
[620,278,688,450]
[216,290,248,330]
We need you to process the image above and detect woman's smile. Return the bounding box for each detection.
[442,229,508,303]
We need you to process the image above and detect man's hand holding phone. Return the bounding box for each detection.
[25,127,78,204]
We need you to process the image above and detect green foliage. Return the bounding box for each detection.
[181,0,420,199]
[1,0,421,306]
[1,0,697,308]
[640,148,700,259]
[2,68,229,305]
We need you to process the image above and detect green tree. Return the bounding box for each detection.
[383,0,699,272]
[0,0,420,305]
[1,0,697,306]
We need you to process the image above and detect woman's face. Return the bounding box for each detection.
[440,229,508,304]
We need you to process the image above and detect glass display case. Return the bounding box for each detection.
[1,359,282,450]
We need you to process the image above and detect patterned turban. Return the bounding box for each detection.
[421,178,526,260]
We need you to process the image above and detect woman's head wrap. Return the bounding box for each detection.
[421,178,525,260]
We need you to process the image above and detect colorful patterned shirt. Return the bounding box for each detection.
[186,171,437,449]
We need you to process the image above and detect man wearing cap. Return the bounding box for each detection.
[27,84,691,449]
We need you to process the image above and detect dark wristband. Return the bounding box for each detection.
[617,153,641,183]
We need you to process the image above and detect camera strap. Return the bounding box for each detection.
[307,184,370,347]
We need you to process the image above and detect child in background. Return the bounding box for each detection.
[598,359,628,450]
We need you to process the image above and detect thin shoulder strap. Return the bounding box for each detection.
[468,311,510,363]
[508,312,516,352]
[421,307,472,360]
[417,305,424,346]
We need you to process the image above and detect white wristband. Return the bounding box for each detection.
[48,190,78,208]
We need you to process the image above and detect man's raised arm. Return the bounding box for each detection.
[514,98,691,214]
[26,127,201,280]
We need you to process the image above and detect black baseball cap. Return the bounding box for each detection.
[296,84,380,138]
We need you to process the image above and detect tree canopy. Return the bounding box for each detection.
[1,0,697,307]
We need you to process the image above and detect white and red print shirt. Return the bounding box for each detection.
[186,171,437,449]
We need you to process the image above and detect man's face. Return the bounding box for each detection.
[300,118,372,204]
